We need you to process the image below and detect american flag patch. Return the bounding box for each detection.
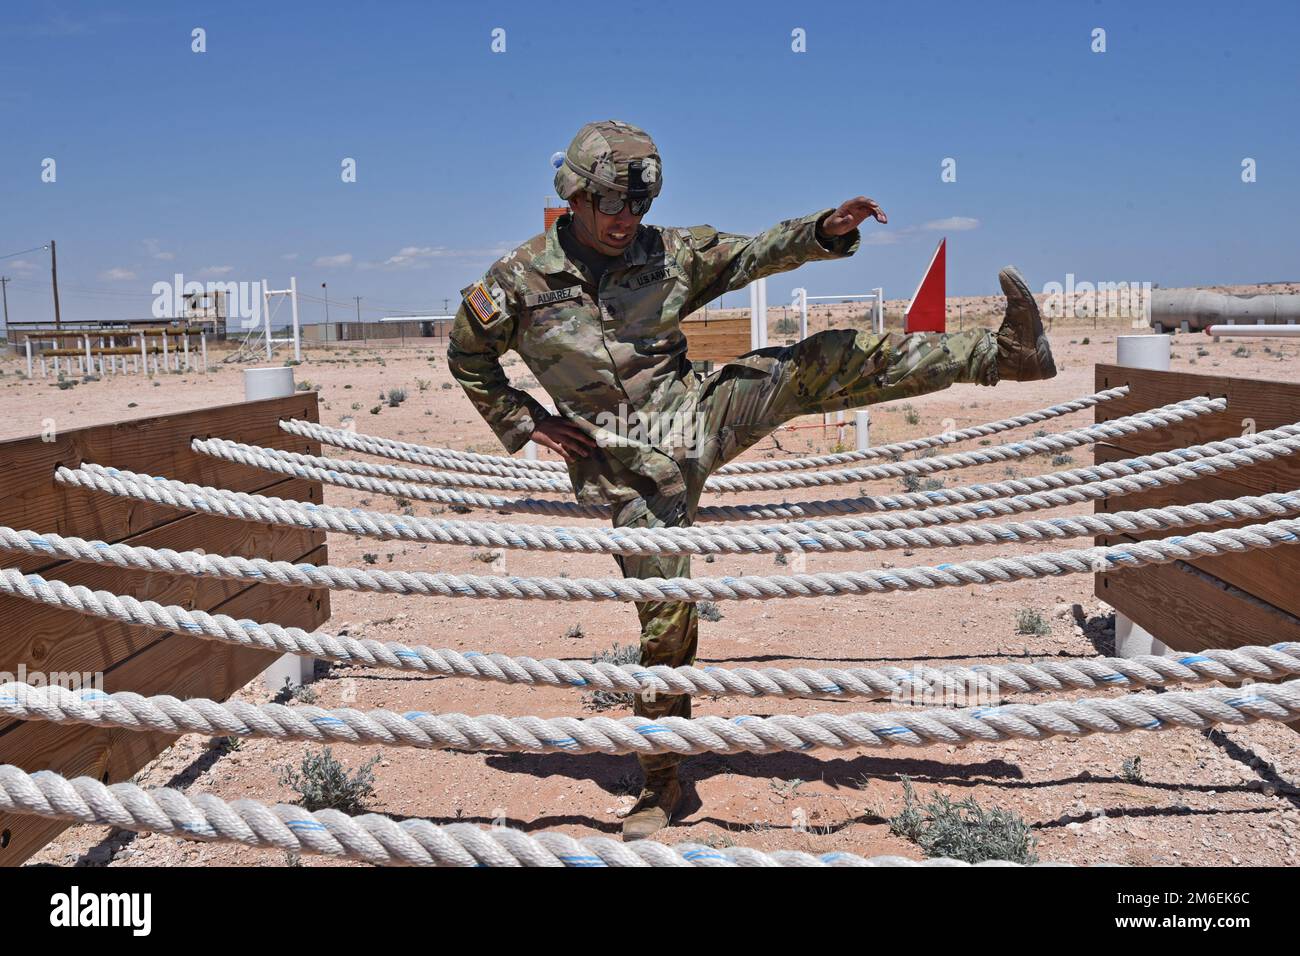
[465,282,500,324]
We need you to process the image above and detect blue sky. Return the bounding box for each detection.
[2,0,1297,329]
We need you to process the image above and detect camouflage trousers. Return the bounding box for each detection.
[612,327,999,782]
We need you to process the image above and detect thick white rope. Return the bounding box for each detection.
[5,510,1300,603]
[56,456,1300,558]
[280,386,1130,477]
[208,396,1223,496]
[0,763,1051,866]
[186,403,1243,523]
[6,568,1298,701]
[61,421,1300,548]
[5,678,1299,755]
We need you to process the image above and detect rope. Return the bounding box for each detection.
[5,509,1300,603]
[5,678,1300,755]
[56,456,1300,558]
[187,404,1241,523]
[206,396,1224,496]
[6,569,1298,701]
[0,763,1053,866]
[280,385,1131,477]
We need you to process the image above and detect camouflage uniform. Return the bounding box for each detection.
[448,211,998,779]
[448,123,999,784]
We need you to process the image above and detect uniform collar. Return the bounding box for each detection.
[538,213,655,280]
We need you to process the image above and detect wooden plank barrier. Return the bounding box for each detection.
[0,394,330,864]
[682,315,751,363]
[1093,364,1300,677]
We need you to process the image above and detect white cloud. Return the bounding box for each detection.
[143,238,176,261]
[921,216,980,232]
[282,253,300,261]
[313,253,354,268]
[9,259,37,273]
[100,268,136,281]
[199,265,234,277]
[361,244,515,271]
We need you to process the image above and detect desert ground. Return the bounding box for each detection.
[4,286,1299,867]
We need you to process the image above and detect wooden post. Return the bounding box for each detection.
[1094,364,1300,724]
[0,391,329,863]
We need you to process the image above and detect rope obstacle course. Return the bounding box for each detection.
[1,366,1298,866]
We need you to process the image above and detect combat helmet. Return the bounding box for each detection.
[553,120,662,210]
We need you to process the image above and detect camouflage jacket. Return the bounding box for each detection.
[447,209,860,504]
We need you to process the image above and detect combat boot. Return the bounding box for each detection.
[621,771,682,841]
[995,266,1057,382]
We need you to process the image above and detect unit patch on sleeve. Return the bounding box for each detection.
[523,286,583,309]
[464,282,502,324]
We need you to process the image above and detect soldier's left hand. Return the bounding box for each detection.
[821,197,887,236]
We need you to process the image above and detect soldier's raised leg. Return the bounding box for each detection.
[692,266,1055,465]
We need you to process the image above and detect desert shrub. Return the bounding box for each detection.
[1015,608,1051,636]
[889,778,1038,864]
[278,747,380,814]
[584,642,641,711]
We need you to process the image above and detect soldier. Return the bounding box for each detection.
[448,119,1055,841]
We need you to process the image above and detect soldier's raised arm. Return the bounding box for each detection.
[679,207,863,317]
[446,276,551,454]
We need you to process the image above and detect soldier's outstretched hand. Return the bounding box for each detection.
[531,416,597,462]
[821,197,887,236]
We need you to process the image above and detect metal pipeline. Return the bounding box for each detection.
[1151,289,1300,333]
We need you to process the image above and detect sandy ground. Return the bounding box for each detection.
[4,295,1299,868]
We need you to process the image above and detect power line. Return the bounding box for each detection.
[0,244,48,262]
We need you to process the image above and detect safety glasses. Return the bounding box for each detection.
[595,193,653,217]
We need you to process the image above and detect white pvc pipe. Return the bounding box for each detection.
[161,330,169,370]
[243,366,315,691]
[1204,324,1300,338]
[25,340,33,378]
[1116,334,1170,372]
[243,366,296,401]
[1113,333,1174,660]
[201,332,208,372]
[262,278,273,359]
[855,410,870,450]
[183,333,191,371]
[290,276,302,362]
[140,334,147,375]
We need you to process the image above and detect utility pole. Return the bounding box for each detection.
[442,297,449,313]
[49,239,62,330]
[354,296,362,322]
[0,276,10,330]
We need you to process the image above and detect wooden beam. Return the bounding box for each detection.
[0,394,322,574]
[0,483,323,735]
[0,393,330,864]
[1094,366,1300,738]
[0,546,328,865]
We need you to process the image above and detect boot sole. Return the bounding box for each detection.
[999,267,1057,380]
